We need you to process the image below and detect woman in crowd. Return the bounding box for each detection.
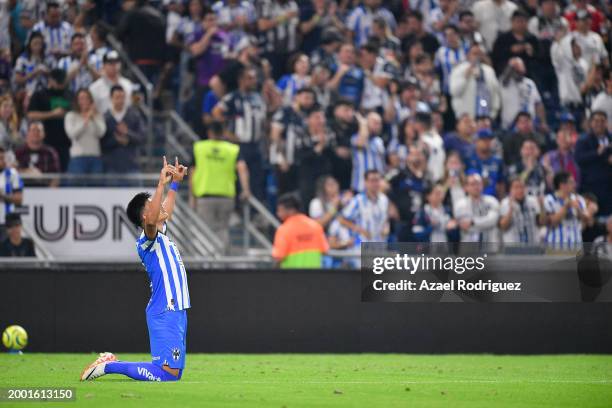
[277,53,311,107]
[387,117,425,173]
[13,31,54,96]
[64,88,106,175]
[0,95,22,156]
[441,150,466,213]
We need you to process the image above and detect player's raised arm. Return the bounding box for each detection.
[143,156,175,239]
[162,156,188,222]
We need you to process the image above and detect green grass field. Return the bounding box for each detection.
[1,354,611,407]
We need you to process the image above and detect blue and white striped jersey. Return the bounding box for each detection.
[13,53,54,94]
[56,55,97,92]
[137,224,191,315]
[31,20,74,58]
[350,134,385,192]
[345,5,397,46]
[0,167,23,224]
[342,192,389,243]
[543,193,585,250]
[434,45,468,94]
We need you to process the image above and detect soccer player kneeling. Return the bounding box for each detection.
[80,157,190,382]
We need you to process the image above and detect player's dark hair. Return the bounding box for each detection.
[277,193,302,212]
[553,171,571,191]
[127,192,151,228]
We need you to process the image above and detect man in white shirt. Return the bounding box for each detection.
[471,0,517,51]
[499,57,547,130]
[551,33,589,124]
[89,51,135,114]
[454,173,500,243]
[415,110,445,183]
[449,43,501,119]
[570,10,608,71]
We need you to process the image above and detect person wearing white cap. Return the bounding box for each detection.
[88,50,135,114]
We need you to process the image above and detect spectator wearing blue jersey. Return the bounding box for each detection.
[31,2,74,61]
[340,169,390,244]
[13,31,54,96]
[276,53,311,107]
[575,111,612,216]
[81,157,190,382]
[345,0,396,47]
[435,25,468,95]
[443,113,476,163]
[88,23,110,72]
[427,0,460,43]
[350,112,385,193]
[212,0,256,51]
[327,43,365,107]
[56,33,100,93]
[0,147,23,243]
[466,128,505,198]
[543,171,591,249]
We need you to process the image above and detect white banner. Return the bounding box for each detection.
[22,188,151,260]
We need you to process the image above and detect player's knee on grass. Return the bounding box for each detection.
[162,365,181,379]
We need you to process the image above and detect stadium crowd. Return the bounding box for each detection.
[0,0,611,259]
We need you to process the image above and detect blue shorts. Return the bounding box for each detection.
[146,309,187,370]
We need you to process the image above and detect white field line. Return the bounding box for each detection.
[178,379,612,385]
